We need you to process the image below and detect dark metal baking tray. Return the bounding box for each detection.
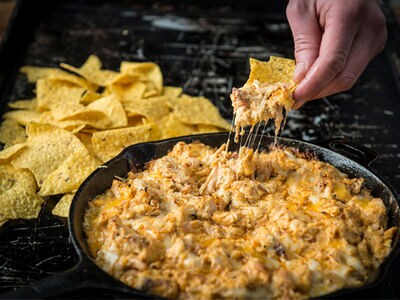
[0,0,399,298]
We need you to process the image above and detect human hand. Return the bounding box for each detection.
[286,0,387,108]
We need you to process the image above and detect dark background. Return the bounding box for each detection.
[0,0,399,298]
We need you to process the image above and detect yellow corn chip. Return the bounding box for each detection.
[3,110,41,126]
[0,164,43,222]
[39,147,101,196]
[110,81,147,102]
[52,193,74,217]
[8,99,37,110]
[170,94,230,130]
[39,111,86,133]
[80,90,102,105]
[0,143,26,161]
[50,101,105,122]
[123,96,170,121]
[162,86,183,100]
[127,115,145,127]
[246,56,296,86]
[120,62,163,95]
[92,124,158,162]
[48,72,97,91]
[143,88,159,98]
[75,132,95,154]
[36,78,86,111]
[12,123,88,186]
[0,119,27,147]
[197,124,223,133]
[50,94,127,130]
[109,73,139,85]
[61,55,120,86]
[85,94,127,128]
[158,115,198,139]
[20,66,65,83]
[20,66,95,90]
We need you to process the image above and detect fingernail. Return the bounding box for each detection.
[293,62,306,83]
[293,100,305,110]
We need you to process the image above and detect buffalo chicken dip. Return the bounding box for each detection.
[84,142,396,299]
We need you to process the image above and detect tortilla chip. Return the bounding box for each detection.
[127,115,145,127]
[246,56,296,87]
[92,124,157,162]
[3,110,41,127]
[0,164,43,222]
[61,55,120,87]
[50,94,127,130]
[123,96,170,121]
[197,124,223,133]
[52,193,74,217]
[51,101,105,122]
[110,81,147,102]
[80,90,102,105]
[8,99,37,110]
[120,62,163,95]
[0,143,26,161]
[170,94,230,130]
[39,147,101,196]
[20,66,65,83]
[85,94,127,128]
[48,72,97,91]
[75,132,94,154]
[0,119,27,147]
[20,66,95,90]
[162,86,182,100]
[12,123,88,186]
[39,111,86,133]
[159,115,198,139]
[109,73,139,85]
[143,88,159,98]
[36,78,86,111]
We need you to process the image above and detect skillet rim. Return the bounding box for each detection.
[69,132,400,299]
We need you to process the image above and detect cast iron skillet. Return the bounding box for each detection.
[2,133,400,299]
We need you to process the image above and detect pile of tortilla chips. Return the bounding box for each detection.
[0,55,230,224]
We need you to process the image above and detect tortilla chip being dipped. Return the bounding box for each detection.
[231,56,296,141]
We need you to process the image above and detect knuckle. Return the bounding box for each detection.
[325,53,347,75]
[286,0,309,18]
[342,6,361,22]
[367,4,386,33]
[374,13,386,31]
[376,28,388,54]
[336,72,358,91]
[294,33,319,52]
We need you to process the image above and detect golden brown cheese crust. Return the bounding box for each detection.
[231,80,294,141]
[84,142,396,299]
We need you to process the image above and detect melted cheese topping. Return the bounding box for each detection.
[84,142,396,299]
[231,80,294,141]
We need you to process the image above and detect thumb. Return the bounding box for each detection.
[286,1,322,83]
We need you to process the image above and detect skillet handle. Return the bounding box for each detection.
[0,260,95,298]
[322,138,378,166]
